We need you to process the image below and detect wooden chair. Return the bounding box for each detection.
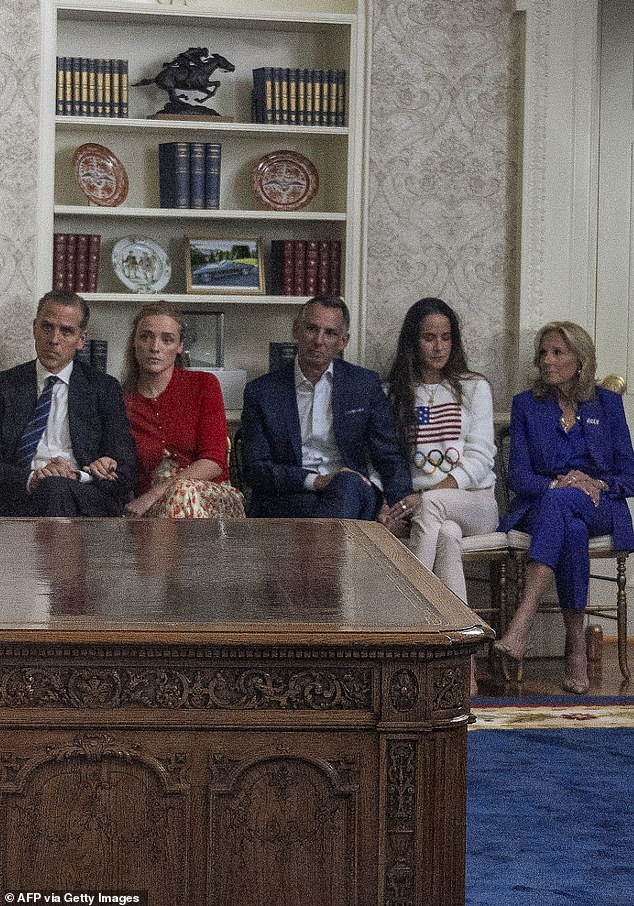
[505,376,632,681]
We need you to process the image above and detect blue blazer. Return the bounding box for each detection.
[499,387,634,550]
[241,358,413,512]
[0,360,136,509]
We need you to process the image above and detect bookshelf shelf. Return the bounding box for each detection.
[39,0,367,382]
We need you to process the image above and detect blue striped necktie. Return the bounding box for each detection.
[17,375,60,467]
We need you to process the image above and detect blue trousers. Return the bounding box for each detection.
[249,470,381,519]
[520,487,614,610]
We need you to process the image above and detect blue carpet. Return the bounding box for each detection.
[472,695,634,707]
[467,728,634,906]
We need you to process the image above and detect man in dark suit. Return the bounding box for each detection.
[241,294,415,520]
[0,290,135,516]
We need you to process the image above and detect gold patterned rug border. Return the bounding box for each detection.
[469,704,634,730]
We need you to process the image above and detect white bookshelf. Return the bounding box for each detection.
[37,0,367,382]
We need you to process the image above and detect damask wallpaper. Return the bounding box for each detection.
[0,0,521,409]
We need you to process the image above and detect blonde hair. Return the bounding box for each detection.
[122,301,185,391]
[532,321,597,402]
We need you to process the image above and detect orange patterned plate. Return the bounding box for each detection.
[251,149,318,211]
[72,142,129,207]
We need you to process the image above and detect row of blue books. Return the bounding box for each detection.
[74,339,108,373]
[56,57,128,117]
[158,142,221,210]
[252,68,346,127]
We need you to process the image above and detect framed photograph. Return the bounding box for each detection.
[181,311,225,368]
[186,237,265,294]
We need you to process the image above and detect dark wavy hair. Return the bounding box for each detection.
[121,301,185,391]
[387,297,477,452]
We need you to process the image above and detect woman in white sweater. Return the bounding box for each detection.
[384,298,498,690]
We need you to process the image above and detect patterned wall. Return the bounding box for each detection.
[366,0,522,408]
[0,0,41,369]
[0,0,521,409]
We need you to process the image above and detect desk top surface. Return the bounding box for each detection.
[0,518,492,647]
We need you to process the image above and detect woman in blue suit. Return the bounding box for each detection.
[496,321,634,693]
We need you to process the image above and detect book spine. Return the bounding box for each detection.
[320,70,329,127]
[269,342,298,372]
[287,68,298,126]
[103,59,112,117]
[281,239,295,295]
[79,58,89,116]
[317,240,330,294]
[90,339,108,373]
[329,239,342,295]
[262,67,274,124]
[336,70,347,127]
[305,70,314,126]
[268,240,283,296]
[53,233,67,291]
[312,70,322,127]
[204,142,221,209]
[95,59,105,117]
[159,142,190,209]
[327,70,337,126]
[280,68,289,125]
[87,58,96,116]
[56,57,66,116]
[87,234,101,292]
[110,59,120,117]
[63,57,73,116]
[305,239,319,297]
[64,234,77,291]
[74,233,89,293]
[294,239,307,296]
[297,69,306,126]
[189,142,205,209]
[71,57,81,116]
[119,59,128,117]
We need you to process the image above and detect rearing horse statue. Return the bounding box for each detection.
[133,48,235,114]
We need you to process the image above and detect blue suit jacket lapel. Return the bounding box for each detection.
[580,396,607,469]
[11,362,38,449]
[278,365,303,465]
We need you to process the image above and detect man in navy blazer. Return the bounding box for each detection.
[0,290,135,516]
[241,294,414,520]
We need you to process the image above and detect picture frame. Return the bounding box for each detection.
[181,311,225,368]
[186,237,265,294]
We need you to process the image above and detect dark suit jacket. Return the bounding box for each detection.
[241,359,412,514]
[499,387,634,550]
[0,360,136,511]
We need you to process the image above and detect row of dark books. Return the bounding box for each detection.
[252,68,346,127]
[74,339,108,373]
[56,57,129,117]
[53,233,101,293]
[269,342,298,372]
[159,142,221,210]
[269,239,341,297]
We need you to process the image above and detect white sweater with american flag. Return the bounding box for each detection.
[409,378,496,491]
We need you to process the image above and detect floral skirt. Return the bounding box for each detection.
[146,478,246,519]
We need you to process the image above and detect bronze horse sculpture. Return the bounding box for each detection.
[133,48,235,116]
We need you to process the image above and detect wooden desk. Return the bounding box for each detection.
[0,518,492,906]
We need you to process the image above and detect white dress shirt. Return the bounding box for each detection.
[294,359,343,490]
[30,360,90,483]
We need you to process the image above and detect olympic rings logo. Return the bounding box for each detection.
[413,446,460,475]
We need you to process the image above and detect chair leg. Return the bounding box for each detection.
[616,552,630,681]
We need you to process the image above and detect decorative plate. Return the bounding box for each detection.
[72,143,129,207]
[112,236,171,293]
[251,150,319,211]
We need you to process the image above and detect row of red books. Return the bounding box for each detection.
[53,233,100,293]
[269,239,341,297]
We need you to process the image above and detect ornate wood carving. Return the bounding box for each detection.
[432,664,467,713]
[389,668,420,712]
[208,755,358,906]
[385,741,417,906]
[0,735,190,902]
[0,666,372,711]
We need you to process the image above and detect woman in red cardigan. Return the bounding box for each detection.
[122,301,244,518]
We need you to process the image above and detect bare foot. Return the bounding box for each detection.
[493,635,527,661]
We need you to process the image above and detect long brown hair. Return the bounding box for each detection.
[387,297,478,452]
[121,301,185,391]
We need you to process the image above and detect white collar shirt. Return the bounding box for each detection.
[32,359,80,472]
[294,359,343,489]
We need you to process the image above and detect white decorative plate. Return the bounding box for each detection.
[111,236,171,293]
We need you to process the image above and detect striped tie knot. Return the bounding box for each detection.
[17,375,60,468]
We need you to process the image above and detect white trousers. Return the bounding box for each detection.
[408,487,499,603]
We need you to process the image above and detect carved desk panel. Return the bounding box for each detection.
[0,518,492,906]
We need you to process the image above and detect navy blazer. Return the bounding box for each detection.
[241,358,413,509]
[0,359,136,507]
[499,387,634,550]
